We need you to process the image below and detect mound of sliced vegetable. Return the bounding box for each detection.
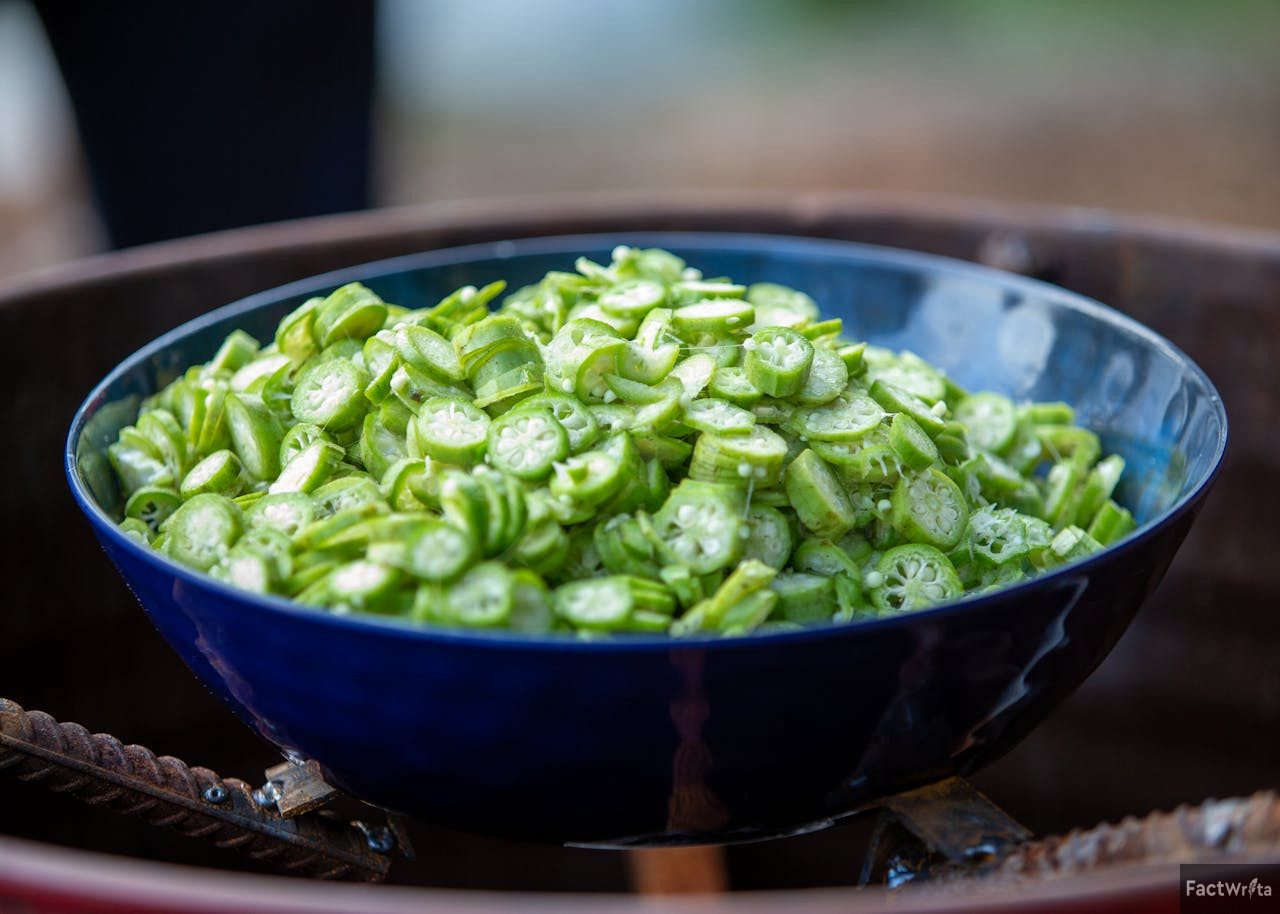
[108,246,1136,636]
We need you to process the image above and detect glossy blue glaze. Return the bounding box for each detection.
[67,234,1226,844]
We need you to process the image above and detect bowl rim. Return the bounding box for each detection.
[65,230,1229,652]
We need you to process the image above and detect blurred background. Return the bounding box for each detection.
[2,0,1279,282]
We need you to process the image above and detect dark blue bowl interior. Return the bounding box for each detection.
[67,233,1226,844]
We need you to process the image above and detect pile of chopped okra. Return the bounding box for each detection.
[108,246,1136,636]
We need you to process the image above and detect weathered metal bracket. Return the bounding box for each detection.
[860,777,1032,887]
[0,697,406,882]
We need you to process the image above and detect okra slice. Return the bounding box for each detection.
[544,318,622,389]
[432,466,483,535]
[549,449,624,507]
[312,475,386,518]
[740,504,794,569]
[594,515,659,578]
[815,436,902,486]
[790,392,884,442]
[1035,525,1103,569]
[511,392,599,453]
[965,505,1035,566]
[180,449,245,499]
[244,492,316,537]
[672,299,755,337]
[389,363,469,410]
[619,339,680,385]
[361,332,399,404]
[634,433,693,470]
[742,327,814,398]
[226,393,284,481]
[832,573,869,623]
[838,341,867,376]
[109,431,173,493]
[785,449,857,540]
[673,278,746,304]
[327,560,402,613]
[792,538,861,578]
[933,420,972,466]
[682,398,756,435]
[136,410,190,479]
[212,554,274,594]
[888,413,939,471]
[209,329,261,375]
[672,559,777,634]
[358,413,408,482]
[194,385,232,455]
[290,357,369,432]
[275,297,320,363]
[667,353,718,401]
[379,457,432,511]
[512,518,571,576]
[618,307,679,383]
[865,351,946,404]
[443,562,514,627]
[125,485,182,533]
[1039,424,1102,468]
[890,468,969,551]
[718,590,779,636]
[313,283,388,347]
[1043,460,1084,529]
[552,577,634,631]
[231,352,292,395]
[1074,455,1125,529]
[650,479,744,574]
[1086,498,1136,545]
[708,366,763,407]
[613,246,685,283]
[508,570,555,634]
[955,452,1025,504]
[164,493,243,572]
[1021,401,1075,426]
[869,544,962,613]
[689,425,789,487]
[229,526,293,579]
[475,467,527,556]
[485,407,568,480]
[746,282,819,327]
[955,392,1017,454]
[412,397,490,465]
[118,517,152,544]
[770,572,837,624]
[404,519,476,582]
[396,324,465,383]
[600,279,667,318]
[269,439,344,494]
[472,364,544,412]
[619,378,678,433]
[868,380,947,436]
[793,347,849,406]
[451,316,529,373]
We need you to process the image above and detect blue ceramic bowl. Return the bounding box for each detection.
[67,234,1226,845]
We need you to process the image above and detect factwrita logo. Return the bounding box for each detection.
[1180,865,1280,912]
[1185,877,1272,899]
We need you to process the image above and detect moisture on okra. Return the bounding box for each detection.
[108,245,1137,637]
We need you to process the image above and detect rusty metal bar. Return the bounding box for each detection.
[0,698,391,882]
[865,780,1280,890]
[972,790,1280,883]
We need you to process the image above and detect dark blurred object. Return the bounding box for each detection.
[33,0,375,249]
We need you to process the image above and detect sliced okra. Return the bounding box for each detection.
[742,327,813,398]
